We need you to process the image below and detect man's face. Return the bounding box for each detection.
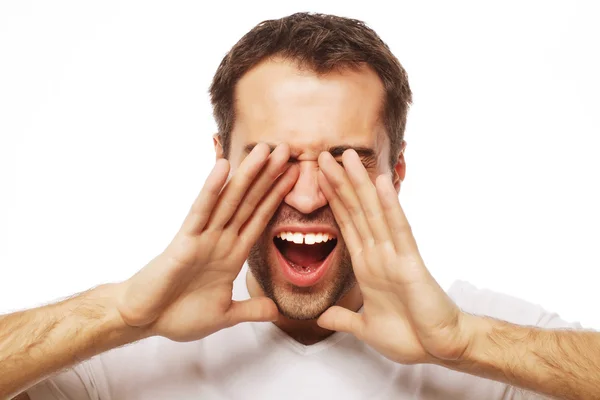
[221,58,402,320]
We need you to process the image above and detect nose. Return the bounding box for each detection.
[284,161,328,214]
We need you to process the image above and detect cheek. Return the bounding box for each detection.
[260,236,278,264]
[227,159,242,174]
[225,142,246,171]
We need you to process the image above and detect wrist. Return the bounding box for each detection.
[437,312,569,397]
[439,313,534,379]
[457,313,493,364]
[434,313,494,371]
[70,283,152,358]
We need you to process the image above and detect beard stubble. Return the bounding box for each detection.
[247,205,357,320]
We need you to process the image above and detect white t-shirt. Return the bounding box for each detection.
[27,265,581,400]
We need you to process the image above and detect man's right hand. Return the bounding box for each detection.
[1,143,297,399]
[116,143,298,342]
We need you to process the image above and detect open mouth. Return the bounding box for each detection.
[273,231,338,287]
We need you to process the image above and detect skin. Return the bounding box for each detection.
[217,57,406,344]
[316,149,468,363]
[117,143,299,342]
[4,57,600,400]
[2,140,301,398]
[216,58,600,398]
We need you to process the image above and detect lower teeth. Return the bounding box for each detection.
[289,261,314,273]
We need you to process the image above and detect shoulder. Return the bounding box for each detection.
[447,280,582,329]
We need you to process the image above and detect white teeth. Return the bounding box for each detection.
[304,233,316,245]
[292,233,303,244]
[276,232,336,245]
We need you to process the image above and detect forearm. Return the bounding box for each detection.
[0,283,147,398]
[443,314,600,399]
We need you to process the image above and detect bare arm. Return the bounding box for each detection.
[315,150,599,399]
[444,314,600,399]
[2,144,297,399]
[0,284,144,399]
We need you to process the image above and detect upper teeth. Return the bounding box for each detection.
[276,232,335,245]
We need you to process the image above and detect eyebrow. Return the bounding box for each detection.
[244,143,378,166]
[327,145,376,161]
[244,143,279,155]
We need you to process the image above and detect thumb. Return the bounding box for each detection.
[317,306,363,337]
[226,297,279,326]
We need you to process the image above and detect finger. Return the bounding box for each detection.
[237,164,299,251]
[317,306,363,338]
[226,297,279,326]
[180,158,230,235]
[317,170,363,253]
[342,149,393,245]
[318,151,374,245]
[376,174,418,252]
[227,143,291,231]
[207,143,271,230]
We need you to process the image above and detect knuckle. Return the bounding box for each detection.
[365,208,382,220]
[337,216,353,230]
[329,176,344,190]
[348,204,363,217]
[243,190,261,207]
[221,196,240,213]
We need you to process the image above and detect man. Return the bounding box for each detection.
[2,12,599,400]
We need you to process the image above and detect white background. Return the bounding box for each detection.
[1,1,599,329]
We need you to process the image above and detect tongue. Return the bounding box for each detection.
[280,242,331,267]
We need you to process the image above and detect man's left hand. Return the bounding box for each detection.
[316,149,472,365]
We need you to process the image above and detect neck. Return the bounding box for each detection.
[246,271,363,345]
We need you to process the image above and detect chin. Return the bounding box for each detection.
[247,229,356,321]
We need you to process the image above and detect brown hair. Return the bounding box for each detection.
[209,12,412,165]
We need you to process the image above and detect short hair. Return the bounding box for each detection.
[209,12,412,165]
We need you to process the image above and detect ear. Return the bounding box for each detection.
[392,140,407,192]
[213,134,224,160]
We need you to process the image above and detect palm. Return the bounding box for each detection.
[317,149,469,364]
[116,144,299,342]
[151,279,235,342]
[359,307,425,364]
[349,249,434,363]
[358,272,465,363]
